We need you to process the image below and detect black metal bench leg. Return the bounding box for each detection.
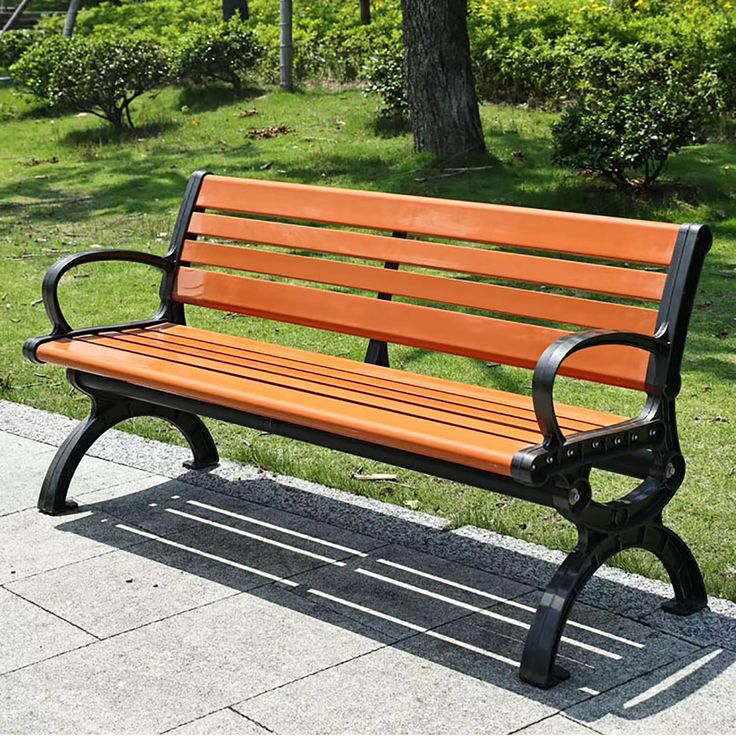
[519,522,706,689]
[38,391,219,515]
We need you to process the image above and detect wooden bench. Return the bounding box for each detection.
[25,172,712,688]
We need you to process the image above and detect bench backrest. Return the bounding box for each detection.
[167,172,710,392]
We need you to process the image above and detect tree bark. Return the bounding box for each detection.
[400,0,485,158]
[359,0,370,25]
[280,0,293,92]
[63,0,82,38]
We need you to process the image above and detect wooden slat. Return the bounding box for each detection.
[115,330,603,434]
[35,337,532,474]
[182,240,658,333]
[188,212,667,301]
[152,324,628,428]
[173,267,651,389]
[196,176,679,265]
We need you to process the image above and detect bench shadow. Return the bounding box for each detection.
[52,466,736,720]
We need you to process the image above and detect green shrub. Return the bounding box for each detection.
[0,29,42,70]
[11,35,171,129]
[176,19,263,92]
[552,52,716,189]
[362,42,407,122]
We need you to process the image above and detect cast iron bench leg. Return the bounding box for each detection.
[519,522,707,689]
[38,374,219,515]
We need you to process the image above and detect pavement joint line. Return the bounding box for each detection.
[226,707,276,734]
[1,584,102,641]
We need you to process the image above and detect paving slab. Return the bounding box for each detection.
[0,506,143,585]
[564,647,736,734]
[0,586,391,734]
[0,433,56,515]
[285,543,532,639]
[422,589,700,705]
[235,631,566,734]
[0,586,95,675]
[167,708,270,735]
[517,714,601,733]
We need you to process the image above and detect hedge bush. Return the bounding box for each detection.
[552,50,717,189]
[176,19,263,92]
[12,35,171,129]
[0,29,42,70]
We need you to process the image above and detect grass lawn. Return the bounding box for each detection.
[1,82,734,599]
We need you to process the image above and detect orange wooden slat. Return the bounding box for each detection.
[196,176,680,266]
[80,333,545,444]
[35,337,533,474]
[173,267,652,389]
[182,240,658,333]
[129,328,607,434]
[188,212,667,301]
[149,324,629,429]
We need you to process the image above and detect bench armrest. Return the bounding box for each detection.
[532,329,670,448]
[24,249,172,363]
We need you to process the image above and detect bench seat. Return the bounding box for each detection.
[36,322,625,477]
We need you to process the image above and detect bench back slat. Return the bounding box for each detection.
[173,266,651,390]
[196,175,679,265]
[181,240,658,333]
[188,212,667,301]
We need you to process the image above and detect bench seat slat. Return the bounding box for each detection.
[35,324,629,476]
[173,267,652,390]
[182,240,658,333]
[130,328,609,433]
[107,331,605,436]
[157,324,624,428]
[196,176,679,266]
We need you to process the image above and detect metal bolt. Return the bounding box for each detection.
[666,462,676,479]
[614,437,622,446]
[547,456,555,464]
[592,440,600,449]
[569,488,581,506]
[567,449,575,457]
[649,428,657,437]
[632,434,638,441]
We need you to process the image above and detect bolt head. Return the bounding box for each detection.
[614,437,622,445]
[568,488,581,506]
[567,449,574,457]
[592,440,600,449]
[649,428,657,437]
[666,462,676,479]
[546,456,555,464]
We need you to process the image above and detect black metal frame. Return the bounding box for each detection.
[24,171,713,689]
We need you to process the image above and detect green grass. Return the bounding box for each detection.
[1,83,734,599]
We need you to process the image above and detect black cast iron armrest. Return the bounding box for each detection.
[24,249,172,364]
[533,329,670,449]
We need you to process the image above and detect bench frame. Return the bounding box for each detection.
[25,171,712,689]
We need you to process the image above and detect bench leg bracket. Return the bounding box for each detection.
[38,377,219,515]
[519,522,706,689]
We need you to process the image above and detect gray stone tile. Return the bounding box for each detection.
[0,432,56,515]
[235,635,562,734]
[167,709,269,735]
[0,587,388,734]
[642,599,736,650]
[6,540,245,639]
[516,714,601,734]
[287,543,531,639]
[0,587,94,675]
[416,588,700,701]
[564,646,736,734]
[0,506,143,585]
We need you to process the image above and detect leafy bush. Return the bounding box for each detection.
[12,35,171,129]
[552,52,716,189]
[176,19,263,92]
[0,29,42,70]
[362,43,408,122]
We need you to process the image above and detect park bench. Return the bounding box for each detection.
[25,172,711,688]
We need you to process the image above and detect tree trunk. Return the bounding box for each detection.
[359,0,371,24]
[63,0,82,38]
[223,0,249,21]
[400,0,485,159]
[279,0,293,92]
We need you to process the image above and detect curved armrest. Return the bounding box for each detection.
[533,329,670,447]
[41,249,170,335]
